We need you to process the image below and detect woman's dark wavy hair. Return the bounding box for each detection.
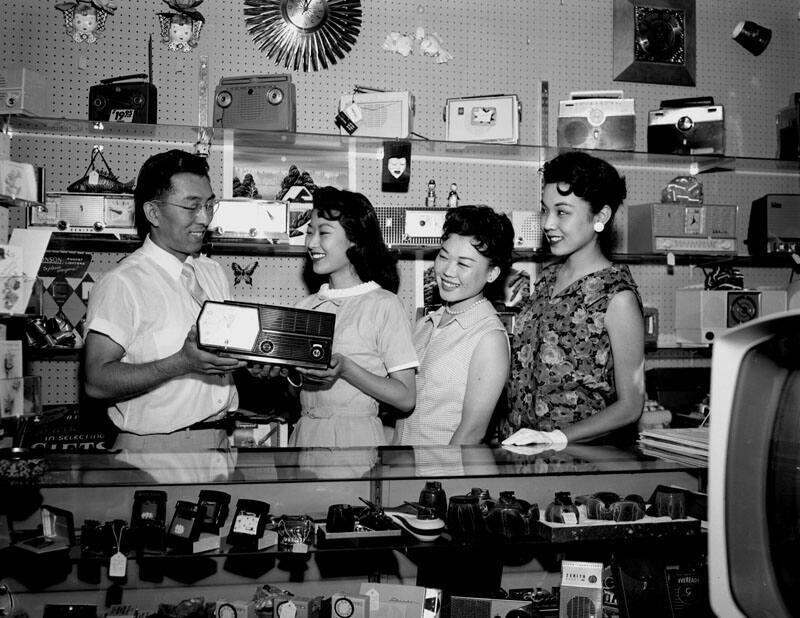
[310,186,399,293]
[541,151,627,257]
[441,205,515,301]
[133,149,210,240]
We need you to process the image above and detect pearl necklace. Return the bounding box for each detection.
[443,298,489,316]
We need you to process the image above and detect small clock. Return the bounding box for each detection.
[103,196,136,229]
[226,498,271,549]
[244,0,362,72]
[333,597,354,618]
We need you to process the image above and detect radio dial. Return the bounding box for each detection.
[216,90,233,109]
[57,220,69,231]
[92,95,107,111]
[266,86,284,106]
[309,343,324,359]
[677,116,694,132]
[249,228,258,238]
[93,221,105,232]
[259,340,275,354]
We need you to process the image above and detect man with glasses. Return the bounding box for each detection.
[84,149,246,449]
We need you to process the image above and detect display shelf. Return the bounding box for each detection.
[7,116,798,176]
[34,232,800,268]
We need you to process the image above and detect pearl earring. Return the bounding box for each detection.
[593,221,605,233]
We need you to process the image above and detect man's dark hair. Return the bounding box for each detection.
[133,149,210,239]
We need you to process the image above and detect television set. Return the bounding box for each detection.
[708,310,800,617]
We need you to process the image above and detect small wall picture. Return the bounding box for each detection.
[382,140,411,193]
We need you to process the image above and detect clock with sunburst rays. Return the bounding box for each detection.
[244,0,362,72]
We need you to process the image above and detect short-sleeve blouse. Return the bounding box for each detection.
[502,263,641,437]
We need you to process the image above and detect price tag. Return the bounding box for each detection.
[291,542,309,554]
[88,170,100,186]
[364,588,380,612]
[109,551,127,578]
[561,512,578,525]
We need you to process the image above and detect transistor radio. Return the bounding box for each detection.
[89,74,157,124]
[337,90,414,138]
[30,192,137,235]
[557,90,635,151]
[445,94,522,144]
[746,194,800,255]
[213,74,296,131]
[208,199,289,241]
[647,97,725,155]
[197,300,334,368]
[627,202,737,255]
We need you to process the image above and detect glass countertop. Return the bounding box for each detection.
[6,443,704,488]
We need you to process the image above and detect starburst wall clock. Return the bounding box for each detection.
[244,0,362,72]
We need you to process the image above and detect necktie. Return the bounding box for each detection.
[181,260,209,307]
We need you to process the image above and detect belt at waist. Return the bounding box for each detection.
[301,407,378,420]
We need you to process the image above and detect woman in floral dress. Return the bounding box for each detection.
[502,151,645,447]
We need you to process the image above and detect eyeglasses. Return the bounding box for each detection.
[153,198,221,218]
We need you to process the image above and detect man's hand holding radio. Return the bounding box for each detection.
[180,326,246,375]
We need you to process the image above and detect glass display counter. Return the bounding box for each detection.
[0,443,705,615]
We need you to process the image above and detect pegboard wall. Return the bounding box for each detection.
[3,0,800,405]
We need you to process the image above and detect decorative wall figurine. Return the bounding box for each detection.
[382,26,452,63]
[56,0,115,43]
[158,0,205,52]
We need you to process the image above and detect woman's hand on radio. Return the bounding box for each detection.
[247,363,283,379]
[297,353,347,387]
[180,326,246,375]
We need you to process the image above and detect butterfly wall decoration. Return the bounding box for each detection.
[232,261,259,286]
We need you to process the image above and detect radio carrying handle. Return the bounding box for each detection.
[99,73,149,85]
[659,96,716,108]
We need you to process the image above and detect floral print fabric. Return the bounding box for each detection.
[502,263,641,437]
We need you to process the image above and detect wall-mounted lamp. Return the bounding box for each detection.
[732,20,772,55]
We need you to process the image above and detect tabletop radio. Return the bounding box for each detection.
[208,199,289,241]
[557,90,635,151]
[675,286,787,344]
[746,193,800,255]
[627,202,737,255]
[30,192,137,235]
[374,206,448,246]
[0,66,48,116]
[197,300,334,368]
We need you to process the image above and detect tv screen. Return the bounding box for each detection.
[708,311,800,618]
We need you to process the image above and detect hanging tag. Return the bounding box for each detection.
[344,102,363,123]
[279,600,297,618]
[364,588,380,612]
[88,170,100,186]
[291,542,309,553]
[109,551,127,578]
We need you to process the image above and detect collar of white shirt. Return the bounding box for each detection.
[141,235,202,282]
